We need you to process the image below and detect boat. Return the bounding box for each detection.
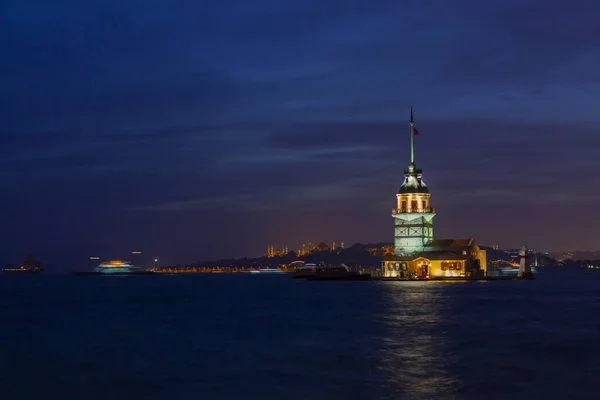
[73,260,154,275]
[291,263,317,279]
[489,258,538,276]
[250,268,285,274]
[307,264,372,281]
[2,254,43,274]
[497,263,538,275]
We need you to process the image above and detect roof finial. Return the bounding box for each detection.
[410,106,415,165]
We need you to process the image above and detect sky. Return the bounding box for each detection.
[2,0,600,269]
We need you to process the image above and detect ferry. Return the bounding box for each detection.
[73,260,154,276]
[250,268,285,274]
[498,264,538,275]
[291,263,317,279]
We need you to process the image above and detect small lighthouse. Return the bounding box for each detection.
[517,244,535,280]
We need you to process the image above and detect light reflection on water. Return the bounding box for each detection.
[371,276,600,400]
[374,282,460,399]
[1,273,600,399]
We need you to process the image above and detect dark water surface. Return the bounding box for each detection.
[1,271,599,399]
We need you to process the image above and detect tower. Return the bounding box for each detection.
[392,107,436,255]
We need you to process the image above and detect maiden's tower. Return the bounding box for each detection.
[383,108,487,278]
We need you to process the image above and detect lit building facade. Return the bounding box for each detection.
[383,239,487,278]
[269,240,344,257]
[267,246,288,258]
[383,108,487,278]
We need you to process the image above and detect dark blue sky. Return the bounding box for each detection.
[2,0,599,269]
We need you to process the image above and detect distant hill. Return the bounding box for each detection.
[482,246,557,267]
[549,251,600,261]
[193,242,393,269]
[192,243,559,268]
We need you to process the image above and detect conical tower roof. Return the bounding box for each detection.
[398,164,429,194]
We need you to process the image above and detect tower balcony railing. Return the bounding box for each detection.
[392,207,436,214]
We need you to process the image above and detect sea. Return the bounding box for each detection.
[1,269,599,400]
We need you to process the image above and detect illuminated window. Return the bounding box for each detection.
[411,200,418,210]
[401,201,407,211]
[422,200,427,209]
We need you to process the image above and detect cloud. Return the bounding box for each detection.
[136,174,386,213]
[438,0,600,85]
[233,0,404,42]
[223,145,389,165]
[2,0,600,265]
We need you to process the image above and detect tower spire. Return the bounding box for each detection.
[410,106,415,165]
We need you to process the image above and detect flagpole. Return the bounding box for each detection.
[410,106,415,164]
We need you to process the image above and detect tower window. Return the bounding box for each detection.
[422,200,427,210]
[411,200,418,210]
[401,201,407,212]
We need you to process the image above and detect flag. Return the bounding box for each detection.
[413,127,420,135]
